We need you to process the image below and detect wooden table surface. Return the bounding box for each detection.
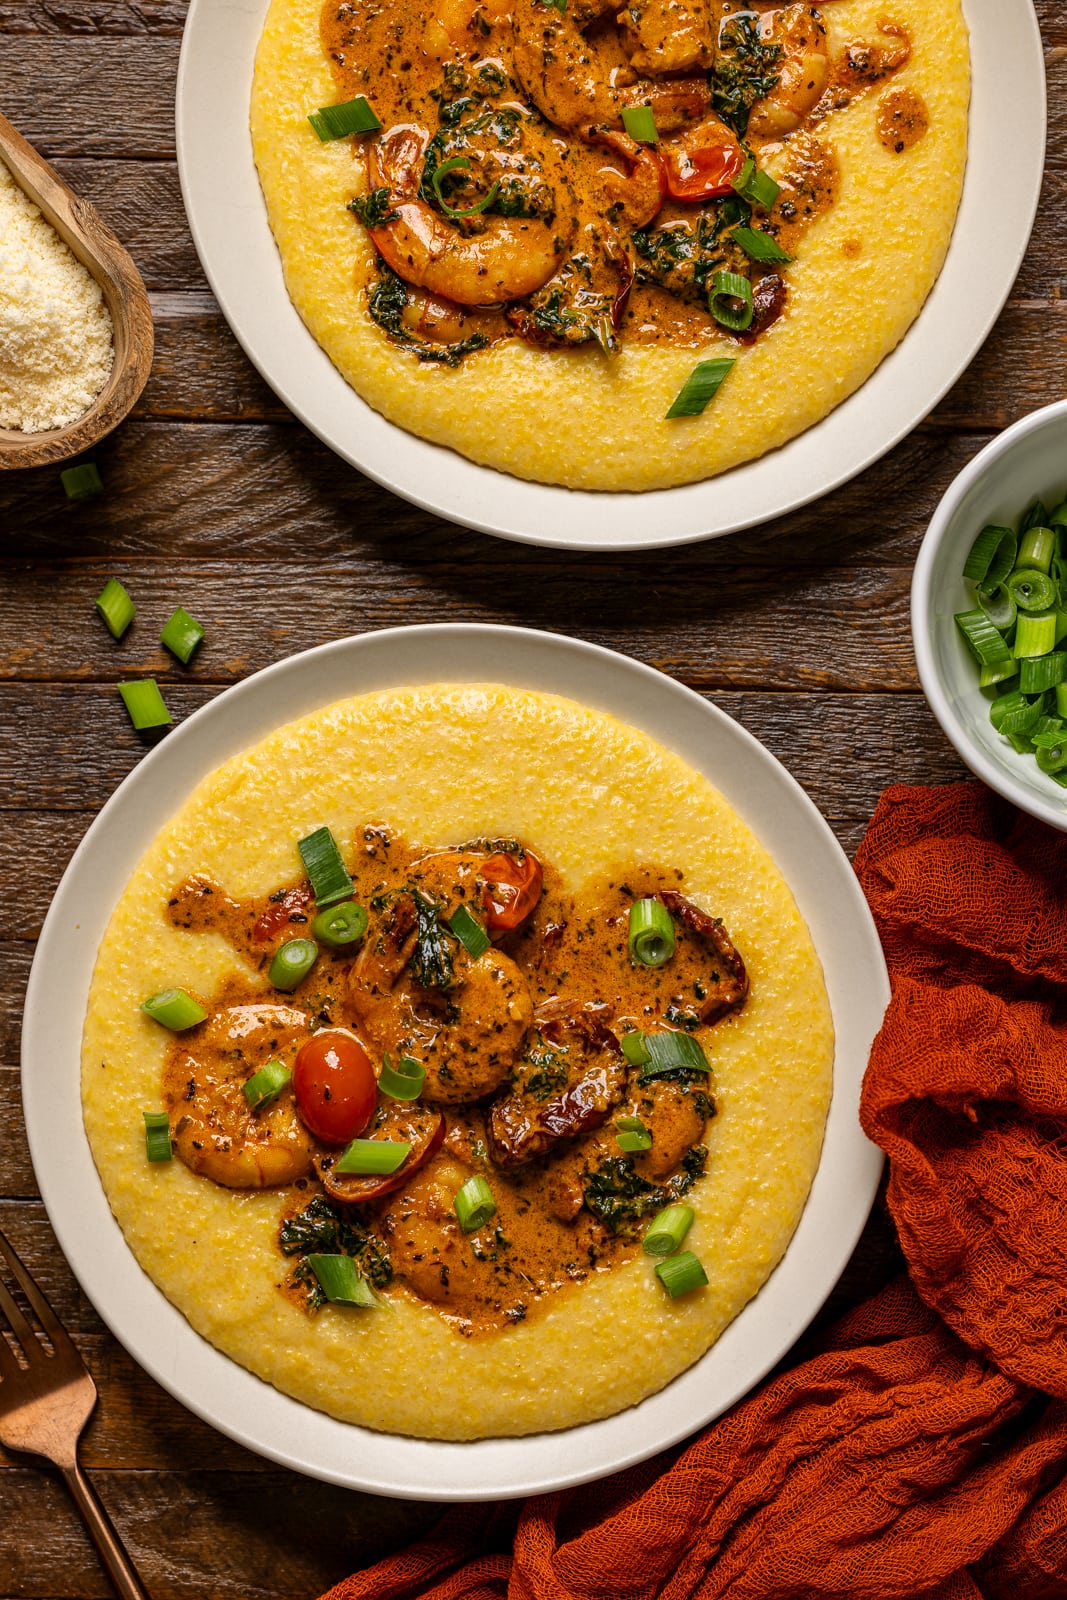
[1,4,1064,1594]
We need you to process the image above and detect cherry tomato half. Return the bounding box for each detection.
[480,851,544,931]
[661,118,745,203]
[252,884,312,943]
[293,1030,376,1144]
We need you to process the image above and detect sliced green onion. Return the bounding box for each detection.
[989,689,1044,736]
[160,606,205,665]
[1049,501,1067,529]
[307,1254,379,1307]
[628,898,676,967]
[654,1249,708,1297]
[61,462,103,500]
[731,154,779,209]
[642,1203,694,1257]
[1036,740,1067,774]
[665,358,734,419]
[268,937,319,991]
[454,1175,496,1232]
[334,1138,412,1175]
[615,1115,652,1153]
[141,988,207,1031]
[731,225,791,264]
[976,584,1017,631]
[312,900,368,950]
[962,524,1017,585]
[1022,500,1049,533]
[979,660,1018,689]
[636,1030,711,1080]
[621,105,659,143]
[430,156,500,219]
[1014,611,1057,659]
[1019,652,1067,694]
[143,1110,172,1163]
[118,679,172,731]
[1006,569,1057,613]
[620,1031,651,1066]
[1055,682,1067,719]
[449,903,490,959]
[298,826,353,908]
[953,610,1013,669]
[708,269,754,332]
[95,578,135,639]
[378,1053,426,1101]
[1018,527,1056,573]
[242,1058,291,1111]
[308,97,381,141]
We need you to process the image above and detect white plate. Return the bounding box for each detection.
[175,0,1045,551]
[23,625,888,1499]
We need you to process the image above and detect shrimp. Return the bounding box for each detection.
[747,4,830,140]
[400,289,507,348]
[591,128,667,230]
[617,0,722,77]
[364,126,565,305]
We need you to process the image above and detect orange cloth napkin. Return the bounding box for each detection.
[321,783,1067,1600]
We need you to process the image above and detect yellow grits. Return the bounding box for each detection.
[249,0,968,491]
[81,685,833,1439]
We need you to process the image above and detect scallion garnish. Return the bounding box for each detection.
[449,903,490,959]
[1019,652,1067,694]
[731,155,779,209]
[307,1254,379,1307]
[430,157,500,220]
[143,1110,173,1163]
[620,1031,651,1066]
[642,1203,694,1257]
[61,462,103,501]
[268,937,319,992]
[731,225,792,265]
[118,679,172,731]
[665,358,735,419]
[708,269,754,332]
[655,1250,708,1297]
[242,1058,291,1111]
[621,105,659,143]
[298,826,353,908]
[95,578,135,639]
[334,1138,412,1176]
[1018,526,1055,573]
[311,901,368,950]
[1006,569,1057,613]
[638,1030,710,1079]
[378,1053,426,1101]
[141,988,207,1031]
[628,898,676,967]
[953,610,1014,670]
[962,524,1017,586]
[454,1175,496,1232]
[160,606,205,665]
[1014,611,1057,659]
[307,97,382,141]
[615,1115,652,1153]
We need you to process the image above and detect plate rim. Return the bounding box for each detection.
[174,0,1046,550]
[22,624,888,1500]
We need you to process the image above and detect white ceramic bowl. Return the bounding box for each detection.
[912,399,1067,831]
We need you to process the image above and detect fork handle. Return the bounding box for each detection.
[61,1463,151,1600]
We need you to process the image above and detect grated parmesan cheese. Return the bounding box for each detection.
[0,157,114,433]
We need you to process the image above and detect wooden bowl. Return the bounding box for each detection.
[0,110,154,470]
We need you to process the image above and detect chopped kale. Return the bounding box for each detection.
[280,1195,393,1310]
[633,199,751,304]
[664,1004,701,1032]
[523,1037,570,1100]
[410,890,456,989]
[713,14,783,136]
[367,269,490,367]
[348,187,399,229]
[583,1146,708,1234]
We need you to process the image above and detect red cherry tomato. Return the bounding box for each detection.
[293,1030,376,1144]
[661,119,745,202]
[480,851,544,931]
[252,884,312,942]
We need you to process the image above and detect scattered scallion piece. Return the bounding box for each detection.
[708,269,754,333]
[143,1110,173,1163]
[731,226,792,265]
[1006,569,1057,613]
[268,937,319,991]
[242,1058,291,1111]
[334,1138,412,1175]
[642,1203,694,1257]
[141,988,207,1031]
[312,901,368,949]
[378,1053,426,1101]
[1019,652,1067,694]
[637,1030,711,1079]
[621,105,659,143]
[118,679,172,731]
[61,462,103,501]
[454,1175,496,1232]
[429,156,500,219]
[307,1254,379,1307]
[620,1031,651,1066]
[1018,526,1055,573]
[953,610,1014,671]
[449,903,490,960]
[308,96,381,141]
[665,358,734,419]
[654,1250,708,1298]
[731,155,780,209]
[615,1115,652,1153]
[95,578,135,640]
[962,524,1017,586]
[1014,611,1057,659]
[298,826,353,908]
[627,898,676,967]
[160,605,205,664]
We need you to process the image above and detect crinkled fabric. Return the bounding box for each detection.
[321,784,1067,1600]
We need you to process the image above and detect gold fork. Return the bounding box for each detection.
[0,1226,150,1599]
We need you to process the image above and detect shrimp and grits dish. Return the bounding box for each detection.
[81,684,833,1439]
[249,0,968,489]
